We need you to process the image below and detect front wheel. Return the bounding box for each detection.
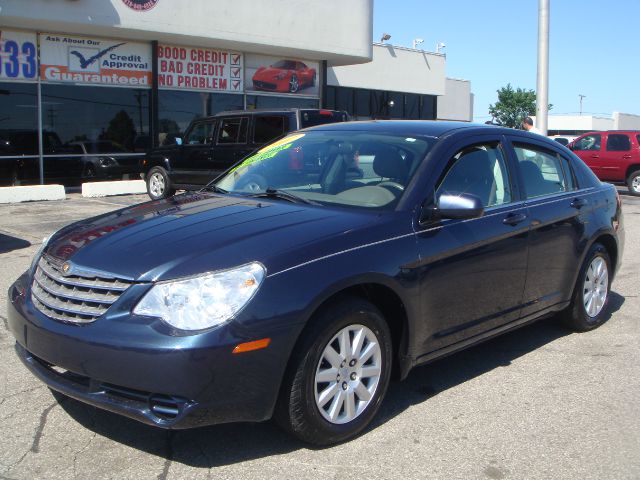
[288,74,299,93]
[146,166,175,200]
[627,169,640,196]
[562,243,612,331]
[275,297,392,445]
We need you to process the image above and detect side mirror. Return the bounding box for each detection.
[421,192,484,223]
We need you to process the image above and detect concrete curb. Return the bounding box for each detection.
[81,180,146,197]
[0,185,66,203]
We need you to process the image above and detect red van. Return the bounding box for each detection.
[569,131,640,195]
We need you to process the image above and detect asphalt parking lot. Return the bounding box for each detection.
[0,190,638,480]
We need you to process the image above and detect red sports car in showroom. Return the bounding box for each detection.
[252,60,316,93]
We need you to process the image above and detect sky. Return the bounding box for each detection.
[373,0,640,122]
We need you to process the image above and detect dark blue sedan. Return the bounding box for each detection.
[7,121,624,445]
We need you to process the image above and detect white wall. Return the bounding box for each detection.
[0,0,373,65]
[614,112,640,130]
[438,78,473,121]
[327,43,446,95]
[533,115,614,132]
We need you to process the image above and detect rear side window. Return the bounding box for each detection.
[300,110,348,128]
[253,115,289,144]
[513,143,575,198]
[606,134,631,151]
[217,117,248,144]
[573,134,601,151]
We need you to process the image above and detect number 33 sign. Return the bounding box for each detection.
[0,30,38,81]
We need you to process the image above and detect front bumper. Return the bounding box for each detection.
[7,273,299,429]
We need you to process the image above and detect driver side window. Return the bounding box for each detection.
[436,143,512,208]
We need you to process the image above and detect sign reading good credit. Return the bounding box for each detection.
[158,44,243,92]
[0,30,38,81]
[40,34,152,87]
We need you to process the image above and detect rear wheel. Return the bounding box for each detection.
[275,297,392,445]
[627,169,640,196]
[288,74,299,93]
[146,166,175,200]
[562,243,612,331]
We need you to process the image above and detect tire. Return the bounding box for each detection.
[562,243,612,331]
[275,297,392,445]
[146,166,175,200]
[627,169,640,196]
[288,74,299,93]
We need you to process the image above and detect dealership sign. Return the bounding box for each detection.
[158,44,243,92]
[39,34,152,87]
[0,30,38,81]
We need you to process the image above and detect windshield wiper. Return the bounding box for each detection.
[248,187,320,205]
[199,184,228,194]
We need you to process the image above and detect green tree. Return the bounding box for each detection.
[488,84,551,128]
[106,110,136,150]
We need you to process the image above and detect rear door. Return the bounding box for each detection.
[599,133,632,182]
[509,137,588,316]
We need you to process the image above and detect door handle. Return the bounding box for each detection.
[590,154,600,158]
[570,198,588,209]
[502,212,528,226]
[623,154,632,159]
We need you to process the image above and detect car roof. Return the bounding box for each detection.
[302,120,519,138]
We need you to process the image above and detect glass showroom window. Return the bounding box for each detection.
[0,82,38,186]
[246,94,318,110]
[35,84,150,185]
[158,91,243,146]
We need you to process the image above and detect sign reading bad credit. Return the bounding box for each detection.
[158,44,243,92]
[40,34,152,87]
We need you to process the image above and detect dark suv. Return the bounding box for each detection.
[142,108,349,199]
[569,130,640,196]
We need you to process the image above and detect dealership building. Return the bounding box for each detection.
[0,0,472,186]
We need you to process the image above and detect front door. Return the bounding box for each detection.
[173,120,216,185]
[211,116,251,175]
[572,133,603,179]
[415,138,529,354]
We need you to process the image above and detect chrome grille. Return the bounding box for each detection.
[31,256,134,324]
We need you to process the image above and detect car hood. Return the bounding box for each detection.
[254,67,289,78]
[44,192,383,282]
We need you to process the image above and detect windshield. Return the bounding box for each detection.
[216,131,433,210]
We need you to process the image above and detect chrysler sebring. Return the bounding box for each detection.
[7,121,624,445]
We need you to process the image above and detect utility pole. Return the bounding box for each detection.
[579,94,586,115]
[536,0,550,135]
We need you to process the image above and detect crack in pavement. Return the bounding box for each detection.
[156,431,175,480]
[71,408,97,480]
[0,315,8,332]
[0,385,46,411]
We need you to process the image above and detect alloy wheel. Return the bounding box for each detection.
[583,256,608,318]
[314,324,382,424]
[149,172,165,197]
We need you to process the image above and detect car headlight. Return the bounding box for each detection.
[133,262,266,331]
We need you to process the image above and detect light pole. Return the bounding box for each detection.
[536,0,550,135]
[579,94,586,115]
[412,38,424,49]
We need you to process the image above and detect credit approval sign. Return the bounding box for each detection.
[157,44,243,92]
[40,34,152,87]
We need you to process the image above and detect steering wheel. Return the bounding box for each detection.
[237,174,267,192]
